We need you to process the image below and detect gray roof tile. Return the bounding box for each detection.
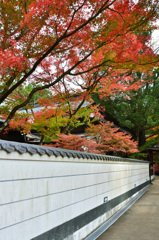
[0,139,148,163]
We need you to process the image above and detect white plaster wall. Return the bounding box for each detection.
[0,150,149,240]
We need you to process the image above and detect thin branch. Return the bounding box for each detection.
[64,0,87,35]
[69,59,112,76]
[107,7,126,23]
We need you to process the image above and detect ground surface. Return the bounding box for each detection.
[97,176,159,240]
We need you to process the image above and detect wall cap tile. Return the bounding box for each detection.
[0,139,148,163]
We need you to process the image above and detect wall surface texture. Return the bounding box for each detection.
[0,140,150,240]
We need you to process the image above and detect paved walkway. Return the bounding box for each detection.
[97,176,159,240]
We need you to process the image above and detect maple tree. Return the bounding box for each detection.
[86,121,138,155]
[46,121,138,155]
[49,134,100,154]
[0,0,159,133]
[8,84,98,143]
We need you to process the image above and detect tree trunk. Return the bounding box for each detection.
[131,128,146,148]
[138,129,146,147]
[40,135,44,145]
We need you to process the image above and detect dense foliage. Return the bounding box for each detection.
[92,69,159,148]
[46,121,138,155]
[0,0,159,154]
[0,0,158,128]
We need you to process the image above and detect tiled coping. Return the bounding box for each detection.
[0,140,148,163]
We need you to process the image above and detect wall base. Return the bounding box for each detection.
[32,181,150,240]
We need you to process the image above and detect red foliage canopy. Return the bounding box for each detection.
[0,0,158,131]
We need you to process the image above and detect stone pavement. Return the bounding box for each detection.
[97,176,159,240]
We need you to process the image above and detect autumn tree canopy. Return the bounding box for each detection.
[45,121,138,155]
[0,0,159,132]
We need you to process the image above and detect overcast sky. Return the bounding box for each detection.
[151,28,159,53]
